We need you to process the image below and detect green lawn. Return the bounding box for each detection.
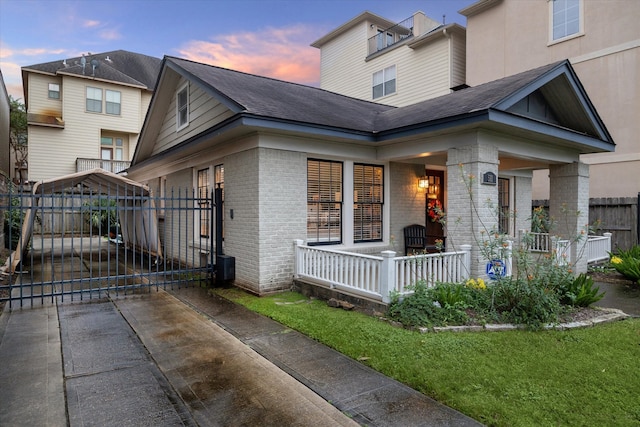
[215,288,640,427]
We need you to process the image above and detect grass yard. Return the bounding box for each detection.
[215,288,640,426]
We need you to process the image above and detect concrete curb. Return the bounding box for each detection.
[417,307,630,333]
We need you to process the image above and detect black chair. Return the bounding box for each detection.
[403,224,427,255]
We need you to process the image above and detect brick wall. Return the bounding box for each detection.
[549,162,590,273]
[225,147,306,294]
[446,144,500,278]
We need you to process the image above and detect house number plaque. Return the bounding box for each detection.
[482,171,497,185]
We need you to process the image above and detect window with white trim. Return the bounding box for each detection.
[498,178,510,235]
[48,83,60,99]
[551,0,581,41]
[197,168,210,238]
[86,87,102,113]
[105,90,121,115]
[176,83,189,130]
[353,163,383,242]
[307,159,342,245]
[372,65,396,99]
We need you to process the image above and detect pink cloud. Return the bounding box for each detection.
[98,29,122,41]
[83,19,101,28]
[177,25,320,85]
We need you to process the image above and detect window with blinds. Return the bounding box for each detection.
[354,163,383,242]
[307,159,342,245]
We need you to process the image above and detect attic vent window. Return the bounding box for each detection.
[176,83,189,131]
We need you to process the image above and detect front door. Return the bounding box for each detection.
[424,170,445,250]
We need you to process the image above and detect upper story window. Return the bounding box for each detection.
[86,87,102,113]
[307,159,343,245]
[176,83,189,130]
[372,65,396,99]
[48,83,60,99]
[353,163,383,243]
[551,0,581,41]
[105,90,121,115]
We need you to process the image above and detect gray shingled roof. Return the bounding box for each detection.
[375,61,564,132]
[167,56,393,132]
[24,50,162,90]
[167,57,566,134]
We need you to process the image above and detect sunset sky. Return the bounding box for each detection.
[0,0,474,100]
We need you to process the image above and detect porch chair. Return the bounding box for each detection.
[403,224,427,255]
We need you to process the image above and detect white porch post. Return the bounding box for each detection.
[549,162,590,274]
[446,143,500,278]
[380,250,396,304]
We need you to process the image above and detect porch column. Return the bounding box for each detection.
[549,162,590,274]
[446,144,500,279]
[513,174,533,237]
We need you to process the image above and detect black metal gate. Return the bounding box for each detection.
[1,183,216,308]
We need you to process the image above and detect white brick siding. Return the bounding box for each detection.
[549,162,590,273]
[446,144,500,278]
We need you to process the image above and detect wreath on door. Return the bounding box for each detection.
[427,199,444,222]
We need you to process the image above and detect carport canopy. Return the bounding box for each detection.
[2,168,161,273]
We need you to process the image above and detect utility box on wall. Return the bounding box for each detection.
[216,255,235,283]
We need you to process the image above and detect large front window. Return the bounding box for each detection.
[551,0,581,41]
[353,164,383,242]
[372,65,396,99]
[307,159,342,245]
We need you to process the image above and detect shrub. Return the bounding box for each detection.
[387,281,471,327]
[558,274,605,307]
[610,246,640,285]
[487,278,561,329]
[387,281,440,328]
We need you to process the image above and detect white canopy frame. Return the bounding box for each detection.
[2,168,162,274]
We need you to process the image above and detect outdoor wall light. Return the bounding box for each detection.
[418,175,440,199]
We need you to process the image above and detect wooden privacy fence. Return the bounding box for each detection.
[589,197,638,251]
[533,197,639,251]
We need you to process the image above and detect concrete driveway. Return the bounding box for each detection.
[0,287,481,426]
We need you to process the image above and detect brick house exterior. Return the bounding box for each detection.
[127,57,613,293]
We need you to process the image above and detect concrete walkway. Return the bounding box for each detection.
[0,287,481,426]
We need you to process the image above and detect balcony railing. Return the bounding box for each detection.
[77,158,130,174]
[367,15,414,55]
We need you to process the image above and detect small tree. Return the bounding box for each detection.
[9,96,28,183]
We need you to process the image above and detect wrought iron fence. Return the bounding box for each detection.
[1,185,215,308]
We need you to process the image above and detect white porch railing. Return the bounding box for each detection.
[293,240,471,303]
[518,231,612,265]
[586,233,612,264]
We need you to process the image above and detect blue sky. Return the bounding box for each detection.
[0,0,475,99]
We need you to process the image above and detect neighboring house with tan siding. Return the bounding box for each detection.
[21,50,161,182]
[311,11,467,107]
[460,0,640,200]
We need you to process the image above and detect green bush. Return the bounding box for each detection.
[610,246,640,285]
[558,274,605,307]
[488,278,561,329]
